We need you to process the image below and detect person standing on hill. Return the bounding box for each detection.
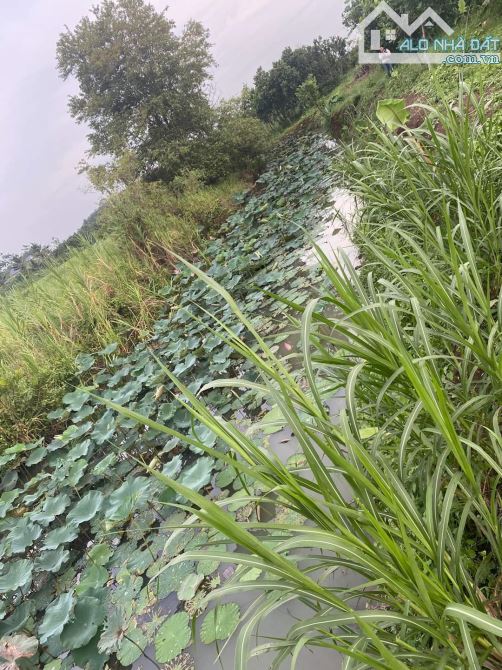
[379,47,393,77]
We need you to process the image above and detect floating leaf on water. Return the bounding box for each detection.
[92,453,117,476]
[72,631,108,670]
[75,564,108,595]
[0,560,33,595]
[162,455,183,479]
[200,603,240,644]
[34,547,70,574]
[177,573,204,601]
[60,596,105,650]
[88,544,113,567]
[176,457,214,500]
[39,592,74,644]
[155,612,191,663]
[43,523,79,550]
[67,491,104,525]
[116,625,147,666]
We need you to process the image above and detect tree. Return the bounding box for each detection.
[342,0,461,30]
[251,37,351,124]
[57,0,215,182]
[296,75,321,113]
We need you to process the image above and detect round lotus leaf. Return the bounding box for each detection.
[88,544,113,567]
[75,564,109,595]
[177,573,204,601]
[161,455,183,479]
[67,491,104,525]
[62,389,90,412]
[200,603,240,644]
[155,612,191,663]
[92,453,117,476]
[8,519,42,554]
[149,560,194,600]
[32,494,71,525]
[43,523,79,550]
[60,596,105,650]
[176,457,214,500]
[39,592,74,643]
[34,547,70,573]
[0,560,33,594]
[106,477,151,522]
[116,625,147,666]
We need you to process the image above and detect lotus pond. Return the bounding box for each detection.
[0,135,342,669]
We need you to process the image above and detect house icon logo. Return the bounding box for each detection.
[358,1,454,64]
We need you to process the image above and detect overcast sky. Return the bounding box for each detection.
[0,0,346,255]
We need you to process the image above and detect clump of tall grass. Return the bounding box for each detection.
[0,177,243,446]
[119,91,502,667]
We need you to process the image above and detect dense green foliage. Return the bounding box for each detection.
[342,0,462,29]
[251,37,352,124]
[0,136,336,668]
[129,94,502,668]
[57,0,213,183]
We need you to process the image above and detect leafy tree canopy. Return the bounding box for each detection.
[56,0,215,182]
[342,0,462,30]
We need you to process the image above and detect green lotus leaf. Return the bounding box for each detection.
[155,612,191,663]
[67,491,104,525]
[25,446,46,467]
[0,601,33,637]
[92,453,117,476]
[8,518,42,554]
[32,494,71,525]
[43,523,79,550]
[34,547,70,573]
[0,560,33,594]
[75,353,95,374]
[106,477,151,522]
[67,439,92,461]
[72,631,108,670]
[97,609,126,654]
[161,455,183,479]
[177,573,204,601]
[75,564,109,595]
[215,466,237,489]
[0,490,21,519]
[1,471,18,492]
[98,342,118,356]
[91,410,116,445]
[39,592,74,643]
[66,459,88,487]
[62,389,90,412]
[88,544,113,567]
[200,603,240,644]
[116,625,147,665]
[149,560,194,600]
[176,457,214,500]
[60,596,105,650]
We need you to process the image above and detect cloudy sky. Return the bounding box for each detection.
[0,0,346,255]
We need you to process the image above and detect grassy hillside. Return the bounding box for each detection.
[0,176,245,447]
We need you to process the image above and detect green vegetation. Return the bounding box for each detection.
[136,91,502,668]
[1,0,502,668]
[0,136,335,667]
[0,177,242,447]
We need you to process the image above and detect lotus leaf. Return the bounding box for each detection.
[0,560,33,594]
[34,548,70,573]
[39,592,74,643]
[116,625,147,665]
[8,519,41,554]
[67,491,103,525]
[200,603,240,644]
[106,477,150,522]
[62,389,90,412]
[32,494,70,525]
[43,524,79,550]
[60,596,105,650]
[75,564,108,595]
[177,573,204,601]
[176,457,214,499]
[155,612,191,663]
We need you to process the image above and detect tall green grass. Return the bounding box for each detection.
[0,177,243,447]
[116,92,502,667]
